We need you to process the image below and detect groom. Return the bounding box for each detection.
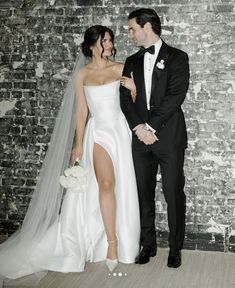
[120,8,189,268]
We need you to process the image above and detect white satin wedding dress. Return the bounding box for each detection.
[0,80,140,281]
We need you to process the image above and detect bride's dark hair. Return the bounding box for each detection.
[81,25,116,58]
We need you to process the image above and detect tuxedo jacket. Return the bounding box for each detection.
[120,40,190,152]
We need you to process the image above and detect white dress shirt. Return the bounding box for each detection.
[144,38,162,110]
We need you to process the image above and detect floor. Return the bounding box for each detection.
[3,248,235,288]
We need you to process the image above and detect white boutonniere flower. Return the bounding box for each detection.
[60,162,88,192]
[156,59,165,70]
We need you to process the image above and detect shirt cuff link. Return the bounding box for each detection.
[145,123,156,133]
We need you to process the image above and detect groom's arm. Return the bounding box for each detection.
[148,51,189,133]
[120,56,158,145]
[120,57,142,130]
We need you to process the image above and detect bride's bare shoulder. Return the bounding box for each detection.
[111,61,124,69]
[110,61,124,76]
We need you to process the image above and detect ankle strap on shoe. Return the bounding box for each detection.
[107,238,117,244]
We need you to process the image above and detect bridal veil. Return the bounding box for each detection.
[0,51,88,285]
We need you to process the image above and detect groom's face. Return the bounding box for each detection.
[128,18,146,47]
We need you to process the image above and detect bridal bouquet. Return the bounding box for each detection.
[60,162,88,192]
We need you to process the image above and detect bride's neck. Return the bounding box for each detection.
[89,56,110,70]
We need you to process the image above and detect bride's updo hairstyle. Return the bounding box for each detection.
[81,25,116,58]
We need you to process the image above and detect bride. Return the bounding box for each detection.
[0,25,140,282]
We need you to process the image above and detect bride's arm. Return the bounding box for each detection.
[71,69,88,164]
[114,63,136,102]
[120,72,136,102]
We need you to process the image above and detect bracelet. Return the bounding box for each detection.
[131,89,137,97]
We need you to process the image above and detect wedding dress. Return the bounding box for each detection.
[0,80,140,281]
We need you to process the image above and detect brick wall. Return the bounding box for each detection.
[0,0,234,251]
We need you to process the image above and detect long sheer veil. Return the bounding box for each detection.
[0,51,88,286]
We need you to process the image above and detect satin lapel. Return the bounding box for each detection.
[151,41,169,95]
[135,54,147,105]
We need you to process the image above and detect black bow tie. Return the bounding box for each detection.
[141,45,155,55]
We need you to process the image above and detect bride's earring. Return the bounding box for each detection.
[106,238,118,272]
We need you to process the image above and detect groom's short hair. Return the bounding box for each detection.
[128,8,161,36]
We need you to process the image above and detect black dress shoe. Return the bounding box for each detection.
[135,247,157,264]
[167,249,181,268]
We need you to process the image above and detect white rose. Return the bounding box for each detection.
[60,165,88,192]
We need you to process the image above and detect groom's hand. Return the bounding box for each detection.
[143,131,158,145]
[133,124,158,145]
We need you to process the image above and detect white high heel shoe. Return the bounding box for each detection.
[106,239,118,272]
[106,258,118,272]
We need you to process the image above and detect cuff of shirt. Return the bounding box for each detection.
[145,123,156,133]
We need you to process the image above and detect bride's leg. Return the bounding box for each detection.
[93,143,117,260]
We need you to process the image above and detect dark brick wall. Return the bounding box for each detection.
[0,0,234,251]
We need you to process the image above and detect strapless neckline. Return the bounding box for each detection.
[83,80,120,88]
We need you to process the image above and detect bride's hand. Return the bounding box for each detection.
[120,72,137,102]
[71,144,83,165]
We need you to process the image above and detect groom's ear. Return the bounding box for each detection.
[144,22,152,32]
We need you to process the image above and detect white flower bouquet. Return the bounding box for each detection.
[60,162,88,192]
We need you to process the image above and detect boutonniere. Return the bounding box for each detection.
[156,59,165,70]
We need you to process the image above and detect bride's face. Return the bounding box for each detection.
[92,32,113,58]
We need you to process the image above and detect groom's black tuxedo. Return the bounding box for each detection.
[120,41,189,152]
[120,40,189,251]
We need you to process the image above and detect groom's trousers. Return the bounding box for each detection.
[132,145,186,251]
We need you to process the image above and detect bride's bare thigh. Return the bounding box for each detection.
[93,143,115,191]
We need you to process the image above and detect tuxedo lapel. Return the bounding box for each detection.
[150,41,169,96]
[135,54,147,105]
